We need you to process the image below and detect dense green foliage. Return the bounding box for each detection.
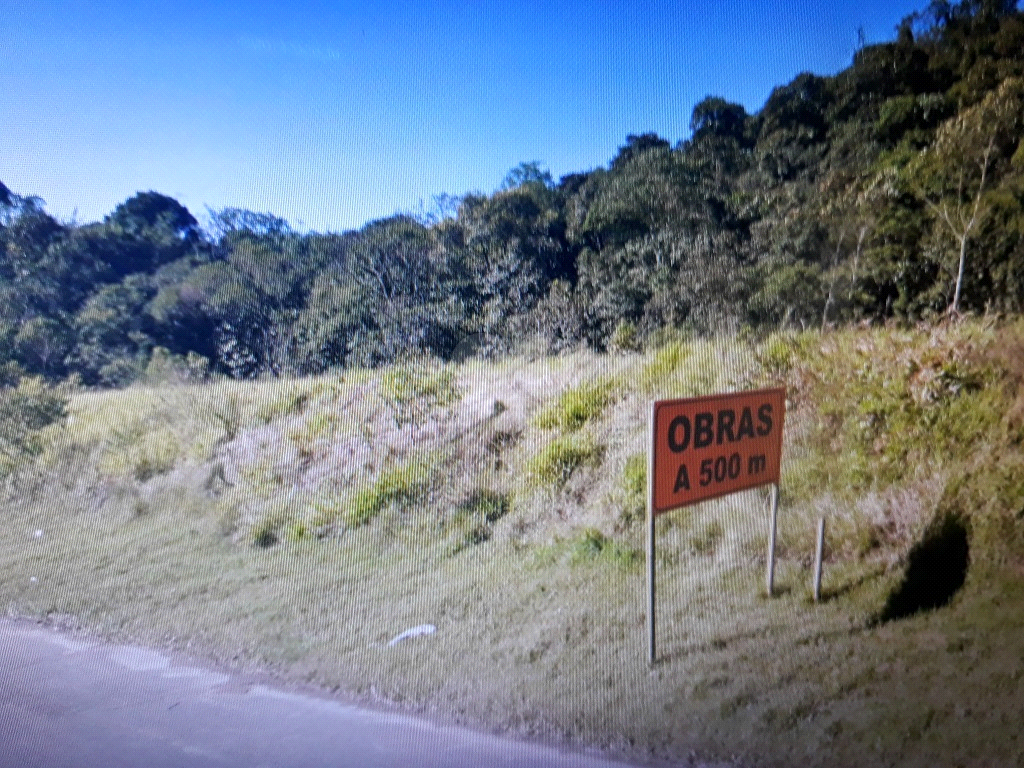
[3,0,1024,386]
[0,376,69,472]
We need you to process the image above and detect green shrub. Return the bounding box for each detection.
[639,341,690,390]
[0,361,24,386]
[98,358,145,388]
[0,376,70,468]
[535,378,616,432]
[527,434,604,486]
[786,326,1008,497]
[184,352,211,381]
[456,488,510,524]
[617,453,647,525]
[445,490,510,556]
[756,335,796,376]
[622,453,646,497]
[754,331,821,382]
[446,523,491,556]
[609,320,642,353]
[100,427,180,481]
[346,459,432,526]
[570,528,641,570]
[380,363,460,424]
[131,434,179,481]
[144,347,209,384]
[285,521,310,542]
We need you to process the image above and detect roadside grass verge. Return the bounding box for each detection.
[3,321,1024,766]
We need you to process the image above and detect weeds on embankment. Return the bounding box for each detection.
[3,320,1024,767]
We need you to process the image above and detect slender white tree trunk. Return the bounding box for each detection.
[923,136,994,318]
[952,233,969,315]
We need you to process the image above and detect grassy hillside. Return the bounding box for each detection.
[3,319,1024,766]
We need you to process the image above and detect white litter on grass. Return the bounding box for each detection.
[33,530,43,538]
[29,577,37,583]
[387,624,436,647]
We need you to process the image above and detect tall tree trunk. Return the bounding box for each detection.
[952,233,968,315]
[822,230,845,330]
[849,225,867,303]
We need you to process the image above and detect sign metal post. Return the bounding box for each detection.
[767,483,779,597]
[647,403,657,664]
[813,516,826,602]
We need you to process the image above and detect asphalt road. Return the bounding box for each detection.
[0,619,640,768]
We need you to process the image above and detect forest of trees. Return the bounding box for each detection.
[3,0,1024,387]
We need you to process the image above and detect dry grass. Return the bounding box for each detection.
[3,323,1024,766]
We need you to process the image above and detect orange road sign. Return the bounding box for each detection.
[650,387,785,514]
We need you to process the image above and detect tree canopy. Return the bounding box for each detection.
[3,0,1024,385]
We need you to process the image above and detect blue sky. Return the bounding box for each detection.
[2,1,924,233]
